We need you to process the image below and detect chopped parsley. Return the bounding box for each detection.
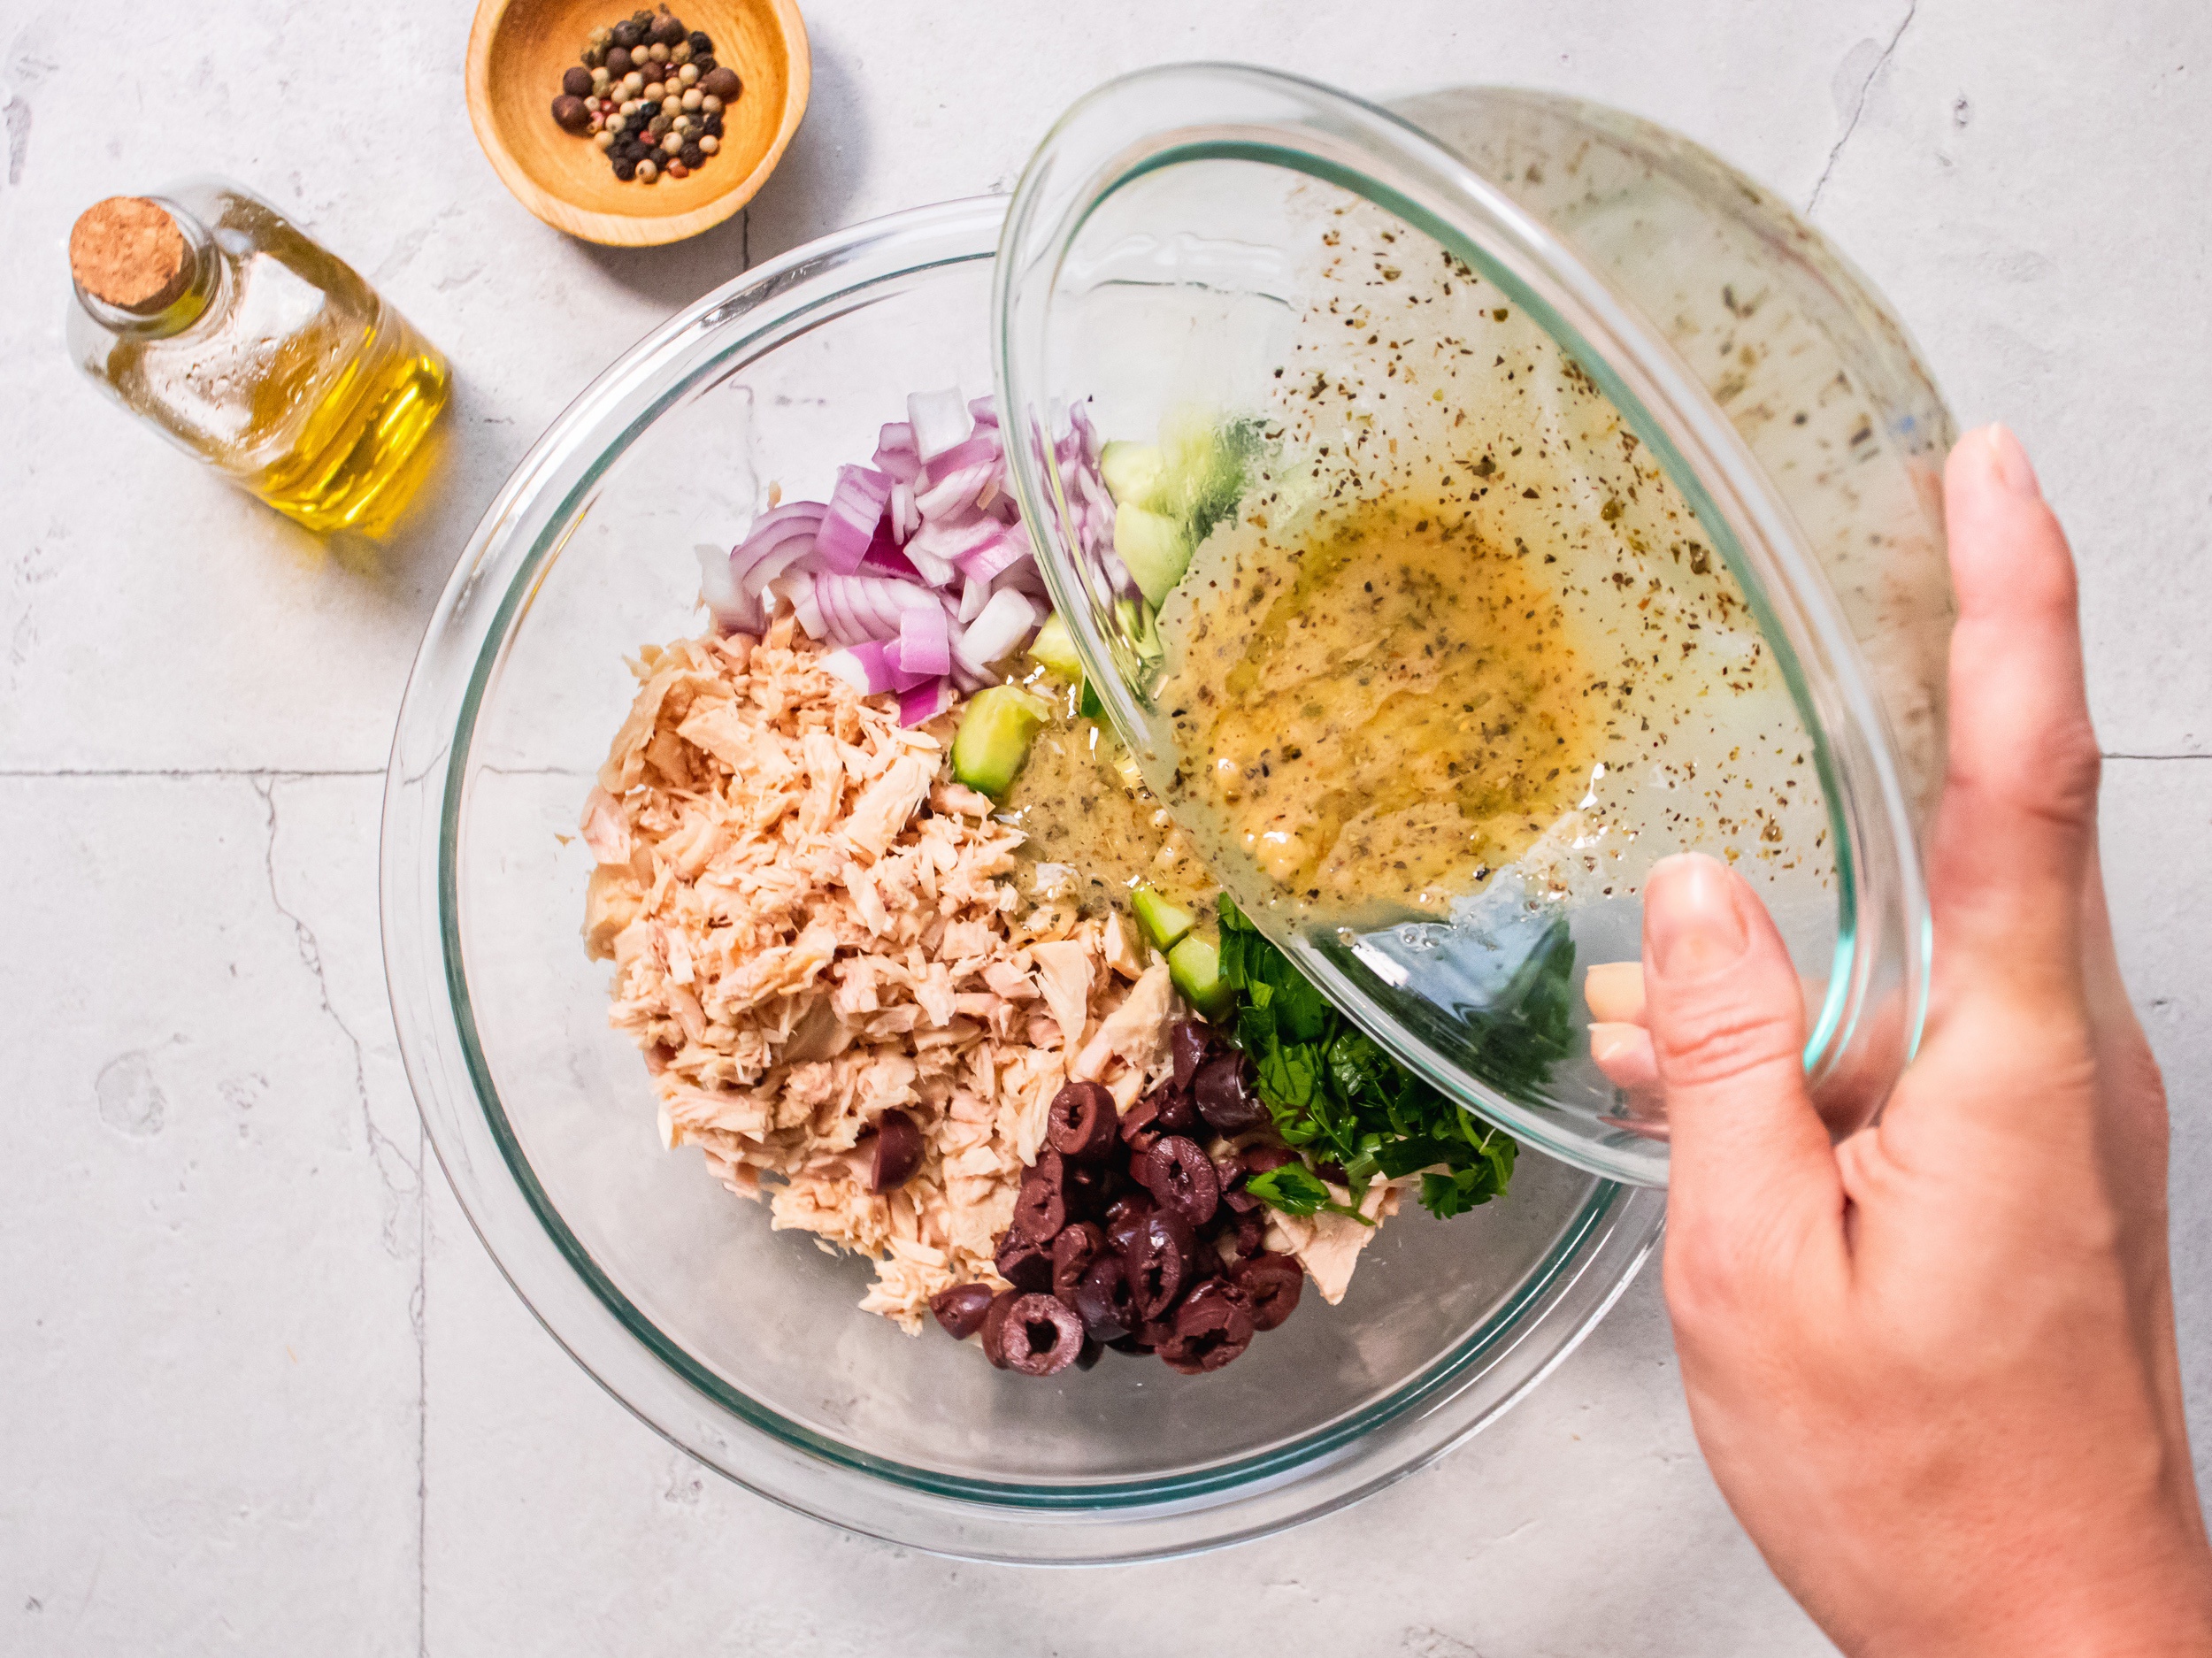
[1219,894,1548,1221]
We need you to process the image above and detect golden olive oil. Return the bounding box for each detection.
[69,180,450,536]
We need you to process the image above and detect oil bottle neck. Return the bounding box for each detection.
[70,196,224,341]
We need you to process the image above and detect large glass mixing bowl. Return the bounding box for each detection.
[381,196,1667,1562]
[998,68,1957,1186]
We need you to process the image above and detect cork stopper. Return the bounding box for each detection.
[70,196,192,311]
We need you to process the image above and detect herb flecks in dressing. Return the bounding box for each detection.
[1164,493,1597,913]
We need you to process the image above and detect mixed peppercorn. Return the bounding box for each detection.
[550,8,741,185]
[930,1017,1308,1378]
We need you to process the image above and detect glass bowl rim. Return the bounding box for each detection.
[379,190,1669,1562]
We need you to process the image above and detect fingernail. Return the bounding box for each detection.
[1588,1022,1643,1063]
[1645,855,1748,979]
[1983,423,2041,500]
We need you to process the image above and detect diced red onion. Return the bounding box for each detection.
[899,678,955,725]
[957,573,991,625]
[907,387,973,463]
[895,603,952,677]
[770,570,822,639]
[955,522,1033,584]
[959,588,1040,671]
[872,422,921,483]
[814,464,895,574]
[696,542,754,631]
[808,572,941,647]
[968,395,999,427]
[888,480,918,543]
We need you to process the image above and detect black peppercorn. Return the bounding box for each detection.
[562,66,593,98]
[687,29,711,53]
[652,12,687,45]
[701,112,723,134]
[680,142,703,168]
[612,156,637,180]
[606,45,632,75]
[690,55,715,76]
[611,19,643,48]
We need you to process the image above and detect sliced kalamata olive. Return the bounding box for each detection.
[1230,1208,1267,1259]
[1140,1134,1220,1229]
[1107,1331,1156,1355]
[1170,1019,1214,1090]
[995,1230,1053,1293]
[1232,1251,1305,1332]
[1074,1254,1135,1340]
[1001,1293,1086,1377]
[866,1108,926,1191]
[1046,1079,1118,1161]
[1052,1222,1103,1302]
[1013,1178,1067,1243]
[930,1282,995,1339]
[1011,1150,1068,1242]
[1062,1158,1111,1219]
[1219,1176,1260,1216]
[1159,1279,1256,1374]
[980,1288,1022,1369]
[1151,1083,1198,1135]
[1194,1053,1265,1132]
[1102,1192,1154,1257]
[1124,1208,1197,1321]
[1074,1338,1104,1371]
[1118,1092,1164,1156]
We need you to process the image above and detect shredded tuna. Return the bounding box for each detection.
[586,622,1183,1332]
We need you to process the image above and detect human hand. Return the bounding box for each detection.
[1592,426,2212,1654]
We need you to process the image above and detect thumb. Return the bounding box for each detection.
[1644,856,1841,1258]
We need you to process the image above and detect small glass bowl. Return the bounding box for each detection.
[996,67,1957,1186]
[382,195,1666,1562]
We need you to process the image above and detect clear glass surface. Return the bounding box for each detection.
[381,196,1666,1562]
[996,68,1955,1186]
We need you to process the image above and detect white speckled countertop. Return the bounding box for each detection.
[4,2,2208,1651]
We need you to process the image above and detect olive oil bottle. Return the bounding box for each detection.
[66,180,450,537]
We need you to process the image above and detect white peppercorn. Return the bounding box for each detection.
[619,97,639,115]
[595,130,615,150]
[671,42,693,65]
[662,131,683,154]
[623,71,644,94]
[678,63,699,86]
[701,94,722,114]
[644,81,664,101]
[637,158,658,181]
[699,134,719,155]
[681,88,702,110]
[647,42,668,62]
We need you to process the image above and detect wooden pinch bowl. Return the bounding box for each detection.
[467,0,808,247]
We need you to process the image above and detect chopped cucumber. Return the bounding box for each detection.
[1078,678,1104,720]
[1154,409,1259,548]
[1113,595,1164,663]
[1026,611,1083,681]
[1132,885,1195,952]
[1168,934,1233,1019]
[1114,503,1190,608]
[950,686,1052,801]
[1099,439,1165,506]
